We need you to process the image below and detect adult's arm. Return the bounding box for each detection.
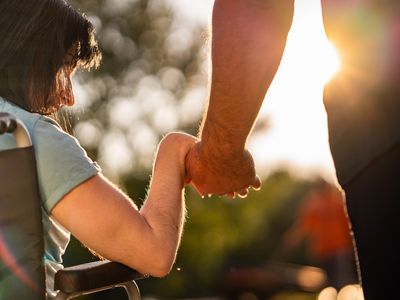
[51,133,196,277]
[186,0,294,196]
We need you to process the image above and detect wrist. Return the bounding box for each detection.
[152,161,185,192]
[200,117,247,156]
[193,141,252,182]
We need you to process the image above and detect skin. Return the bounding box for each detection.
[52,132,197,277]
[51,64,198,277]
[185,0,294,197]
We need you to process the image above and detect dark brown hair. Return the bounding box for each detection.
[0,0,102,114]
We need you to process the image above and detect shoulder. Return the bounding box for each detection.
[32,114,99,172]
[33,115,72,144]
[32,115,101,213]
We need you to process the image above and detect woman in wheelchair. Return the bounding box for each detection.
[0,0,197,298]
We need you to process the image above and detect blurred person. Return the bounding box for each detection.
[185,0,400,299]
[282,179,357,289]
[0,1,197,298]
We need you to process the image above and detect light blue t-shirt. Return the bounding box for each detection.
[0,98,100,298]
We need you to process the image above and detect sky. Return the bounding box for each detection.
[167,0,339,183]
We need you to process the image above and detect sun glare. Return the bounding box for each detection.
[320,40,341,84]
[251,1,341,181]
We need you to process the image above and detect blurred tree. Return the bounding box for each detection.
[67,0,209,181]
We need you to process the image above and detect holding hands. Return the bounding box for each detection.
[185,141,261,198]
[155,132,261,198]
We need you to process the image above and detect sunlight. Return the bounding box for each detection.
[320,41,341,84]
[276,4,342,88]
[251,0,340,182]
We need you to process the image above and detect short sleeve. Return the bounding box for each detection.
[33,117,101,213]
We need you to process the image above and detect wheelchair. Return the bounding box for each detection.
[0,113,145,299]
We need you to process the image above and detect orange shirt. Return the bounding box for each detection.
[298,188,353,260]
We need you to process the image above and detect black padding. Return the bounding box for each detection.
[54,260,146,294]
[0,146,46,300]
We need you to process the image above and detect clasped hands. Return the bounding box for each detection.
[185,140,261,198]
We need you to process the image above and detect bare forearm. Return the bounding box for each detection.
[50,173,183,277]
[138,135,188,274]
[140,171,185,260]
[201,0,294,151]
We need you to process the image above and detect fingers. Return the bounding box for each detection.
[227,192,236,198]
[227,176,262,199]
[238,188,249,198]
[225,188,247,199]
[252,175,262,191]
[194,177,262,199]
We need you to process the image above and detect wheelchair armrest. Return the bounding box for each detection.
[54,260,147,294]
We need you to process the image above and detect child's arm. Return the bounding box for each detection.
[51,132,197,277]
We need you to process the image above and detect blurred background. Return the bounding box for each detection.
[63,0,360,299]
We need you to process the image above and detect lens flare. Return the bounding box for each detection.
[0,231,39,292]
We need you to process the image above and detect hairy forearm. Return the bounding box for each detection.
[138,138,187,275]
[140,172,185,253]
[137,182,184,276]
[201,0,294,151]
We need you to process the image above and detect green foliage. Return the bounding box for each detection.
[67,0,208,178]
[137,171,315,298]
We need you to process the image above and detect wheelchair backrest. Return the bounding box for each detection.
[0,113,46,299]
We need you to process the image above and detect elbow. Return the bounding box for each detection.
[124,215,182,277]
[150,244,178,277]
[125,242,177,278]
[148,259,174,278]
[140,249,177,278]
